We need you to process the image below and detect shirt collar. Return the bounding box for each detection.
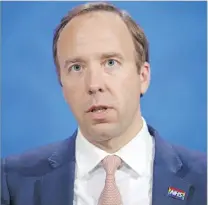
[75,117,154,178]
[115,118,154,176]
[76,130,107,178]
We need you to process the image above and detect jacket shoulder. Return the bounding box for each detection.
[173,144,206,174]
[2,137,72,176]
[172,145,207,204]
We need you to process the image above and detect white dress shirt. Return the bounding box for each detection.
[74,117,155,205]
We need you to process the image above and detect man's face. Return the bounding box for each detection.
[57,11,150,141]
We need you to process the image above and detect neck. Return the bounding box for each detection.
[92,112,143,153]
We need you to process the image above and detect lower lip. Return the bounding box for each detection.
[88,108,110,120]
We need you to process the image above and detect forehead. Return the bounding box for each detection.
[57,11,135,66]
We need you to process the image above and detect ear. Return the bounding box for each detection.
[139,62,151,96]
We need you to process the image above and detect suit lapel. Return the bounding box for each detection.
[41,131,77,205]
[152,165,192,205]
[37,126,197,205]
[148,126,193,205]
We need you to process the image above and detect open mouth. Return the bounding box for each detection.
[88,106,108,113]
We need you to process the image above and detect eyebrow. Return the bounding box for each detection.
[100,52,124,61]
[64,57,85,69]
[64,52,124,69]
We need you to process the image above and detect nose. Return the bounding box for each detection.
[85,68,105,95]
[88,87,104,95]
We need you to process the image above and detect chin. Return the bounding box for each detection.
[88,123,120,141]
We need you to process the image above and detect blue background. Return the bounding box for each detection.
[2,1,207,157]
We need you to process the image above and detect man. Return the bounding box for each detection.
[1,2,206,205]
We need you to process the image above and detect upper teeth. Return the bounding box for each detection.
[92,107,107,112]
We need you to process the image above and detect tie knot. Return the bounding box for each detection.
[102,155,122,175]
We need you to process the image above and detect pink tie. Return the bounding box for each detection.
[98,155,123,205]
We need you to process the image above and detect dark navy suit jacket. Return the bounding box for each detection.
[1,125,207,205]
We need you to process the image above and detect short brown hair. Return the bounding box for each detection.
[53,2,149,83]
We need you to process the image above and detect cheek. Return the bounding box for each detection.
[108,69,140,99]
[121,79,141,110]
[109,77,139,112]
[62,85,83,110]
[120,71,141,94]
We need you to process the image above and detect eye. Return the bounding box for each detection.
[105,59,117,67]
[70,64,82,72]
